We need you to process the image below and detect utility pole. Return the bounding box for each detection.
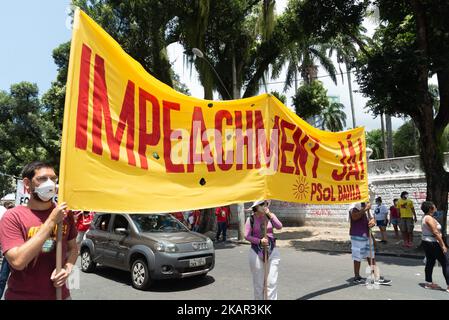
[380,113,387,159]
[346,63,356,128]
[385,114,394,158]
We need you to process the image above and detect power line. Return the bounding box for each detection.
[263,70,357,86]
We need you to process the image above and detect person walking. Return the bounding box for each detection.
[191,210,201,232]
[74,211,94,252]
[397,191,417,248]
[215,206,230,242]
[245,200,282,300]
[373,197,389,243]
[389,199,400,239]
[420,201,449,292]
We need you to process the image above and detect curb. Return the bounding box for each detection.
[209,232,425,260]
[299,247,425,260]
[226,239,425,260]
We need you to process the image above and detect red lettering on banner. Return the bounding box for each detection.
[90,54,137,166]
[215,110,233,171]
[358,138,365,180]
[332,140,349,181]
[75,44,92,150]
[235,111,254,170]
[292,127,309,176]
[280,120,295,174]
[332,135,365,181]
[138,88,161,170]
[345,134,361,180]
[163,101,184,173]
[187,107,216,173]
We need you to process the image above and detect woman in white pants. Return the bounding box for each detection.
[245,200,283,300]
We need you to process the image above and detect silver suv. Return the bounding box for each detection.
[80,213,215,290]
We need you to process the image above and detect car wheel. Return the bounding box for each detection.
[80,248,96,273]
[131,259,152,290]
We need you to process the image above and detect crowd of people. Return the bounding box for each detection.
[371,191,419,248]
[0,161,448,300]
[350,195,449,293]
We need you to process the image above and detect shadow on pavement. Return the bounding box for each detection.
[90,266,215,292]
[418,282,448,293]
[297,279,357,300]
[213,241,241,250]
[275,230,316,240]
[149,275,215,292]
[92,266,131,286]
[289,239,351,256]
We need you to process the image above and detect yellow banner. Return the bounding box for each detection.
[59,9,369,213]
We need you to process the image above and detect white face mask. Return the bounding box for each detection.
[34,179,56,202]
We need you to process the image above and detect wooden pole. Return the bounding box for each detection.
[56,221,63,300]
[263,216,268,300]
[368,227,375,286]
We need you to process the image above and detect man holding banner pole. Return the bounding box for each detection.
[0,162,77,300]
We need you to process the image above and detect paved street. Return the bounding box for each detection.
[71,243,449,300]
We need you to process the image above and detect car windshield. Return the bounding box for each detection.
[131,214,188,233]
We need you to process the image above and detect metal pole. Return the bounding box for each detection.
[263,216,268,300]
[346,64,356,128]
[232,53,246,241]
[202,55,232,100]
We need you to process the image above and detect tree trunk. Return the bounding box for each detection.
[380,113,387,159]
[414,114,449,238]
[385,114,394,158]
[199,208,215,233]
[410,0,449,238]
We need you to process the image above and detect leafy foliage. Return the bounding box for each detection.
[292,80,329,120]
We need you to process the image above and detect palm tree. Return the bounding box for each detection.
[366,129,384,160]
[179,0,278,100]
[319,102,347,132]
[327,28,370,129]
[271,39,337,93]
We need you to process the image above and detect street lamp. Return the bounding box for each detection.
[192,47,232,100]
[193,48,247,240]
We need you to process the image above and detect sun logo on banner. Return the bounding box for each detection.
[292,177,309,200]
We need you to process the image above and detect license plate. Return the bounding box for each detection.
[189,257,206,267]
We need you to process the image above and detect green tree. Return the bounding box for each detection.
[354,1,449,231]
[320,102,347,132]
[178,0,285,100]
[292,80,329,121]
[270,90,286,104]
[271,38,337,92]
[0,83,58,195]
[366,129,384,160]
[393,121,418,157]
[295,0,449,233]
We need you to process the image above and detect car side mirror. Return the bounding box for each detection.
[115,228,129,235]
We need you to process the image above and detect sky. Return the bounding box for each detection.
[0,0,405,131]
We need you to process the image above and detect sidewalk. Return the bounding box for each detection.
[206,225,425,259]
